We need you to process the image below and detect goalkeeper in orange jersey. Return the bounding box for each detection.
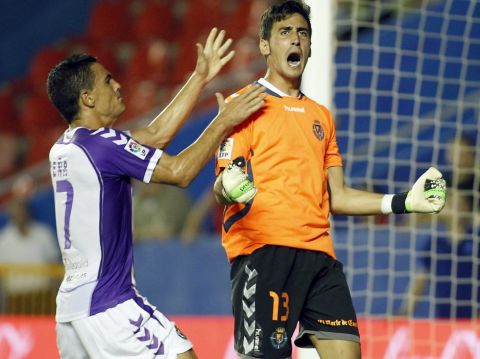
[213,1,447,358]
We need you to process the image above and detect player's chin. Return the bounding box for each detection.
[284,67,304,80]
[111,106,126,122]
[117,103,126,115]
[285,63,305,76]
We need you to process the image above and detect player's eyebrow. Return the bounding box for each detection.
[279,25,310,34]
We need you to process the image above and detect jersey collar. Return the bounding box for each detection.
[256,78,304,99]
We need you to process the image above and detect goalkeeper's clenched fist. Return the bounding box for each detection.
[382,167,447,214]
[221,156,257,204]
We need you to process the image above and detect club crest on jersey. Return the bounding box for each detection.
[124,139,149,159]
[312,120,324,141]
[218,138,234,160]
[270,327,288,349]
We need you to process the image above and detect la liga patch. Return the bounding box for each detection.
[218,138,234,160]
[124,139,149,160]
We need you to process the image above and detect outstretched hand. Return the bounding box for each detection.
[195,28,235,83]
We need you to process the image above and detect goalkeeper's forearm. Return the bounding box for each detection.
[330,187,386,215]
[329,167,446,215]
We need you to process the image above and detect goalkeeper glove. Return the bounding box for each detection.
[382,167,447,214]
[222,156,257,204]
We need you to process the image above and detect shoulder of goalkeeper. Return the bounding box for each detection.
[225,83,256,103]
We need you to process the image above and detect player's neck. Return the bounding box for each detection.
[71,111,116,130]
[264,72,302,98]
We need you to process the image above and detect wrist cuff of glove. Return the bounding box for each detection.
[381,193,410,214]
[392,192,410,214]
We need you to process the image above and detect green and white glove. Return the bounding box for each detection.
[382,167,447,214]
[222,157,257,204]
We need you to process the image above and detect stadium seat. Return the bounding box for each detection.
[27,46,67,92]
[86,0,132,43]
[23,126,65,167]
[0,87,20,134]
[181,0,224,34]
[133,2,175,41]
[18,91,63,135]
[121,40,172,85]
[223,1,253,39]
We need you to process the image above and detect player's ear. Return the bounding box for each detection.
[80,91,95,108]
[259,39,270,56]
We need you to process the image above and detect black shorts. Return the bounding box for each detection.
[230,245,359,359]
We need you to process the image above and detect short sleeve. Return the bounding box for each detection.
[321,106,343,169]
[83,129,162,183]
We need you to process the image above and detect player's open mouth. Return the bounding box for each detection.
[287,53,301,68]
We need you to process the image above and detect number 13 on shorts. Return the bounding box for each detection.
[269,291,289,321]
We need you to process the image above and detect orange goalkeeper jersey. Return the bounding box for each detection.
[215,78,343,262]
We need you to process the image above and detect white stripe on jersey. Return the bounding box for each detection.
[51,143,103,322]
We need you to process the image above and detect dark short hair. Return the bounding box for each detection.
[47,54,97,123]
[260,0,312,40]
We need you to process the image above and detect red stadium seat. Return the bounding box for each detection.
[121,40,172,85]
[86,1,132,42]
[181,0,225,35]
[23,126,65,167]
[28,46,67,92]
[19,91,63,135]
[0,87,20,134]
[133,2,175,41]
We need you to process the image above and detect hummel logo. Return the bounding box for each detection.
[284,105,305,112]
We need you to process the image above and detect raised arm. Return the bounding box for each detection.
[130,28,235,148]
[327,166,446,215]
[151,85,265,187]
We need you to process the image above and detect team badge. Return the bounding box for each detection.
[312,120,324,141]
[124,139,149,160]
[270,327,288,349]
[218,138,234,160]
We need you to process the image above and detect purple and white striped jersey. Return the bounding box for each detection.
[49,127,162,323]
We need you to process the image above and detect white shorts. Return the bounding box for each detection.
[56,297,193,359]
